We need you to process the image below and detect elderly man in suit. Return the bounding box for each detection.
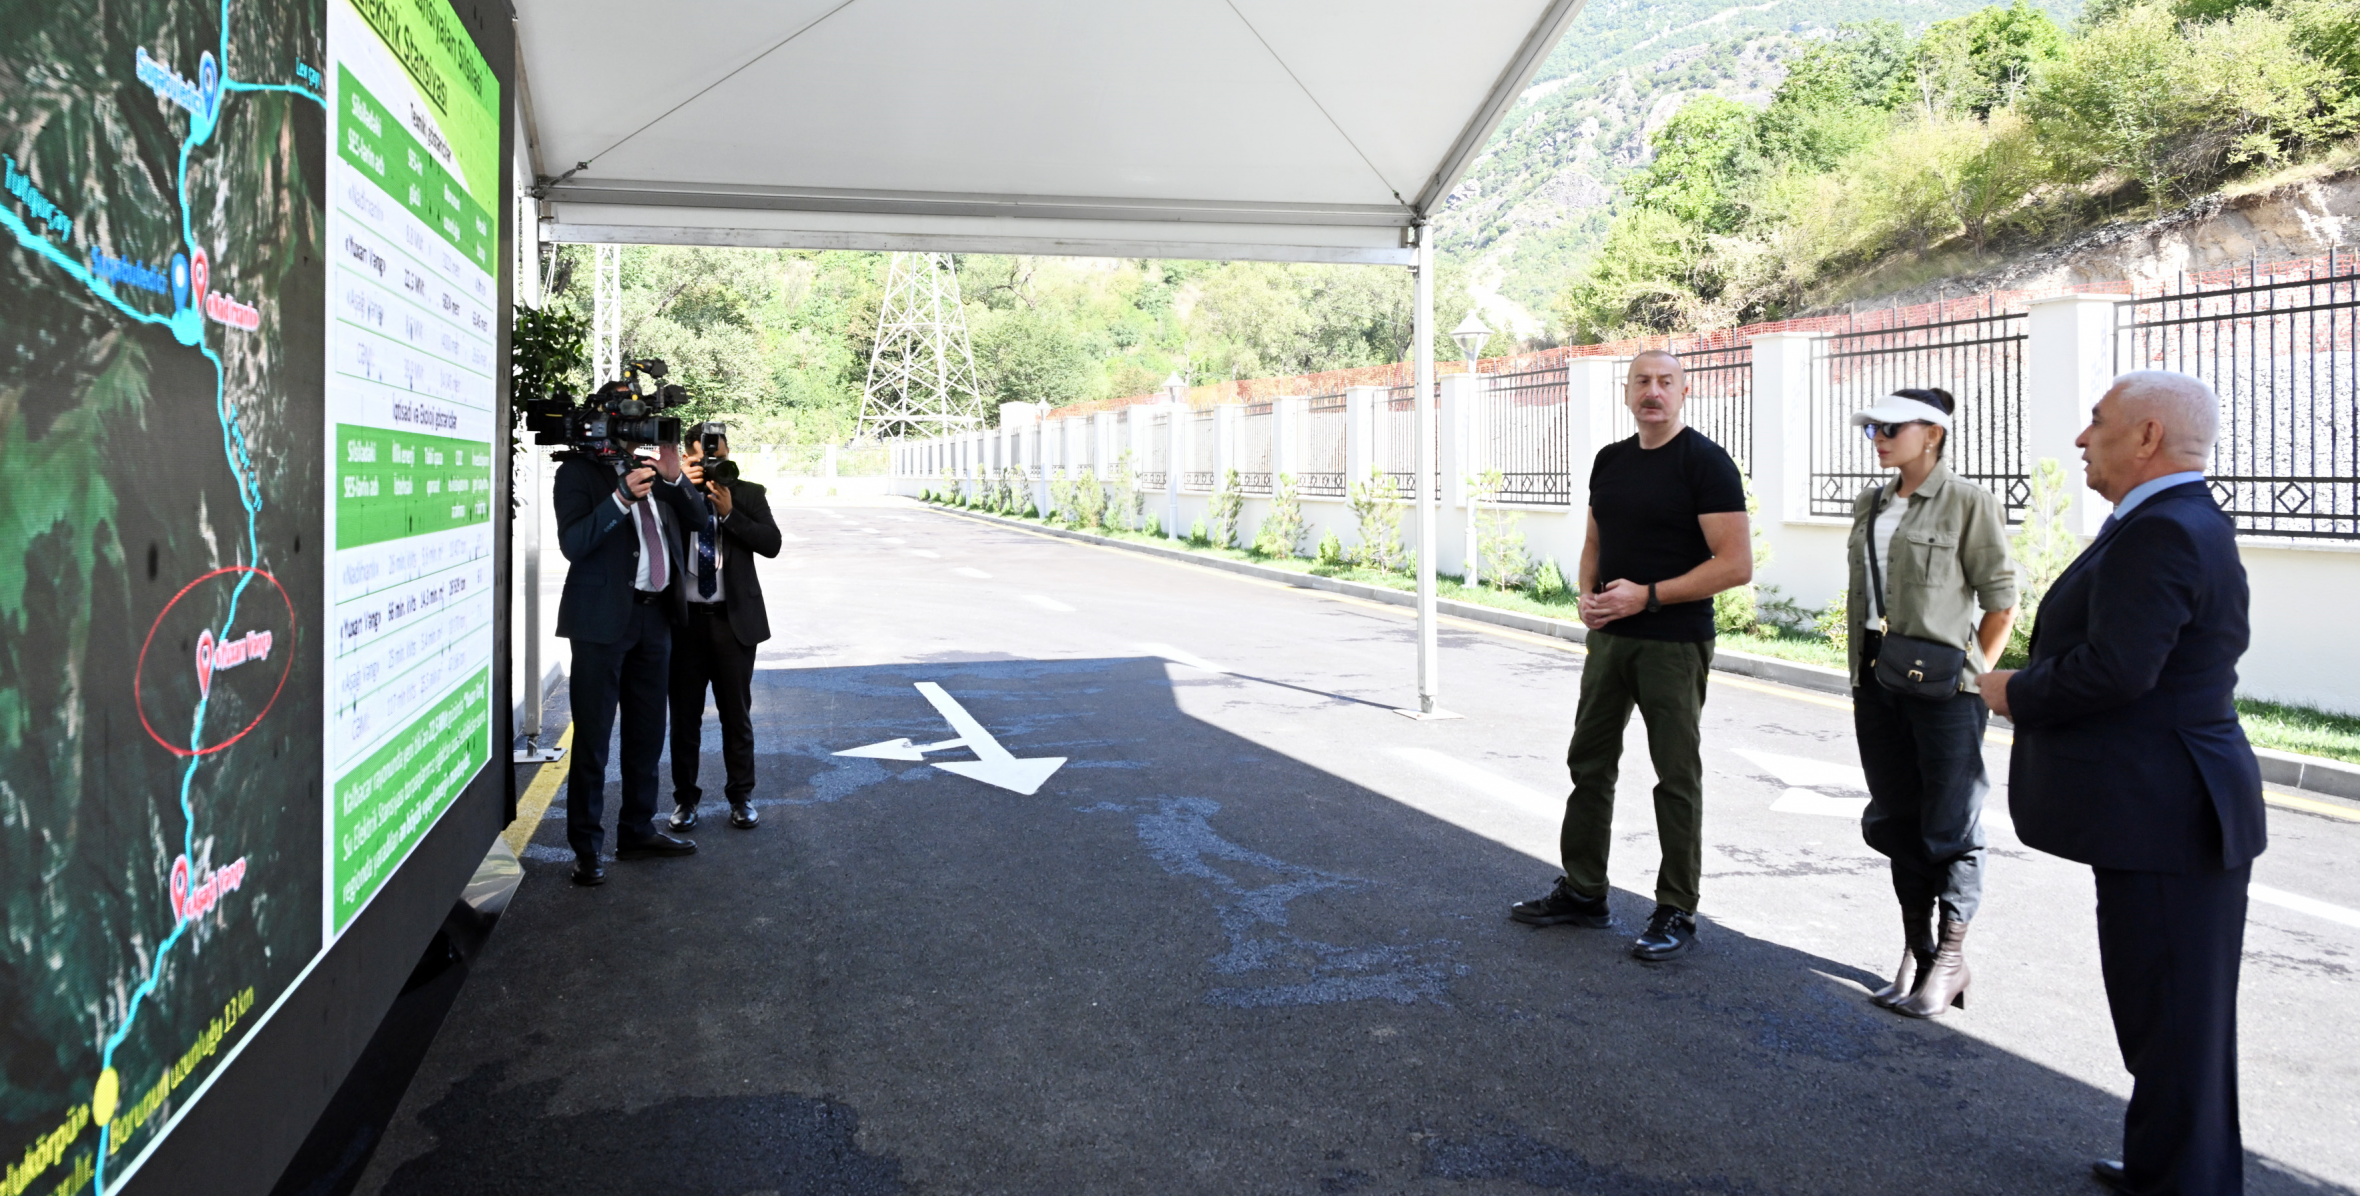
[1984,369,2264,1196]
[553,424,712,886]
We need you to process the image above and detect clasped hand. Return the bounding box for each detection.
[685,462,734,518]
[1578,578,1649,630]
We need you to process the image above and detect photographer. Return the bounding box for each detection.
[552,394,712,886]
[667,425,782,832]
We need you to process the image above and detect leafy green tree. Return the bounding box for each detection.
[1625,95,1761,235]
[1907,0,2069,115]
[1757,22,1912,170]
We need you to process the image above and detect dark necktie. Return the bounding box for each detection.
[635,498,667,591]
[698,516,718,599]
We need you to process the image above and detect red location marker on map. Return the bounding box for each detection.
[190,248,209,309]
[195,628,215,697]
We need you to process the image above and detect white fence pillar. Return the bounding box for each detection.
[1162,402,1185,537]
[1749,333,1819,525]
[1566,355,1628,520]
[1440,372,1482,578]
[1214,403,1242,487]
[2026,294,2132,537]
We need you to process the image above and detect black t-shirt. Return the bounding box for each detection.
[1588,426,1747,642]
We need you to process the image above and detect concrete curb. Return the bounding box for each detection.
[929,505,1859,699]
[929,504,2360,800]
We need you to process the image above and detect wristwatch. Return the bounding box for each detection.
[1645,582,1661,613]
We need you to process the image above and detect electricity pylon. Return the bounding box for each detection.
[858,252,984,441]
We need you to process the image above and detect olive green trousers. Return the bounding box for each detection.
[1561,629,1713,914]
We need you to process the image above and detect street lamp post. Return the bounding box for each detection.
[1451,312,1491,590]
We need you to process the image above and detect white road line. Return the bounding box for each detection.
[780,531,806,542]
[1384,747,1562,867]
[1136,642,1224,673]
[1024,594,1076,612]
[908,549,941,559]
[1770,788,1870,818]
[2251,883,2360,930]
[952,566,993,579]
[881,537,908,545]
[1734,749,1869,791]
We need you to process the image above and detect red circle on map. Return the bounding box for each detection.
[135,566,296,757]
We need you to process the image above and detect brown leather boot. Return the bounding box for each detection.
[1870,900,1935,1009]
[1895,918,1971,1018]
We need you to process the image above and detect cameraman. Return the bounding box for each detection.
[667,426,781,831]
[553,421,711,886]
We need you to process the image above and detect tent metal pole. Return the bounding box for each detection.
[1412,227,1441,714]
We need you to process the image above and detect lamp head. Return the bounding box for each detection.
[1450,312,1492,364]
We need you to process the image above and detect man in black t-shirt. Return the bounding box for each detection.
[1510,349,1751,961]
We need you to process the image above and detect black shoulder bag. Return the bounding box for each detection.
[1863,492,1966,700]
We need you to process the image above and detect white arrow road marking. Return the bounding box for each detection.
[908,549,941,559]
[1136,642,1225,673]
[1735,749,1869,791]
[1025,594,1076,612]
[952,566,993,579]
[1770,787,1870,818]
[2251,883,2360,931]
[833,683,1067,795]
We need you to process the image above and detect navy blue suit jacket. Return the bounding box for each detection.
[552,455,710,645]
[2007,480,2265,873]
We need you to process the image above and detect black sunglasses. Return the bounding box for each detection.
[1862,420,1927,441]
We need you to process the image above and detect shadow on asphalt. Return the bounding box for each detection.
[355,657,2353,1196]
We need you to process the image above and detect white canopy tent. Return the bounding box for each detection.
[511,0,1592,715]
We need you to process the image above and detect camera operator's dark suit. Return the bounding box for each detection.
[553,454,710,860]
[669,476,782,814]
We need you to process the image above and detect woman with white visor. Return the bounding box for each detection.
[1843,388,2017,1018]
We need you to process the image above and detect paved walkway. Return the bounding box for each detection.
[357,501,2360,1196]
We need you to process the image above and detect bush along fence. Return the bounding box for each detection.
[895,250,2360,716]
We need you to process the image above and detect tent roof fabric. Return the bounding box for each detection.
[518,0,1586,263]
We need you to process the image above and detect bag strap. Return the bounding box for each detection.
[1864,484,1891,631]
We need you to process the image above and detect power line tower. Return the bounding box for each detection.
[592,243,622,386]
[859,252,984,441]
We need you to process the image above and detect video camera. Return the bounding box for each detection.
[524,358,688,463]
[692,421,740,487]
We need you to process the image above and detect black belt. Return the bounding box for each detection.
[631,589,663,606]
[689,599,729,615]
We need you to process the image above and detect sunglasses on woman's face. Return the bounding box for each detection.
[1863,420,1926,441]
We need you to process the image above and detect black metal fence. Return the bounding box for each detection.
[1679,344,1753,476]
[2117,257,2360,539]
[1185,409,1216,490]
[1237,401,1274,494]
[1811,304,2027,520]
[1475,367,1572,505]
[1300,392,1347,496]
[1381,384,1426,500]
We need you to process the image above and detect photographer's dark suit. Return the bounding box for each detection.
[669,477,782,814]
[553,454,710,859]
[2008,480,2264,1196]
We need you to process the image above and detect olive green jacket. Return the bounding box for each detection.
[1846,461,2019,692]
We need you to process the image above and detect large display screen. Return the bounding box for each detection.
[0,2,499,1192]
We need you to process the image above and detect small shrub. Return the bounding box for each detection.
[1346,469,1406,571]
[1715,586,1761,637]
[1315,530,1347,567]
[1048,474,1076,524]
[1533,558,1569,599]
[1207,469,1245,549]
[1470,468,1533,589]
[2003,458,2086,667]
[1189,517,1211,547]
[1074,469,1108,530]
[1254,473,1309,558]
[1755,583,1818,633]
[1111,450,1143,532]
[1816,586,1852,656]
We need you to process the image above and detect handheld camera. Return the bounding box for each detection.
[524,358,688,464]
[692,421,739,487]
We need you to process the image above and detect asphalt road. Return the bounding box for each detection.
[353,499,2360,1196]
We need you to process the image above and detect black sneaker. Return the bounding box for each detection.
[1510,877,1612,927]
[1631,904,1697,961]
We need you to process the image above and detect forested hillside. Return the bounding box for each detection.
[1432,0,2081,328]
[532,0,2356,445]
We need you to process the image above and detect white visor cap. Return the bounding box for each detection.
[1848,394,1953,429]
